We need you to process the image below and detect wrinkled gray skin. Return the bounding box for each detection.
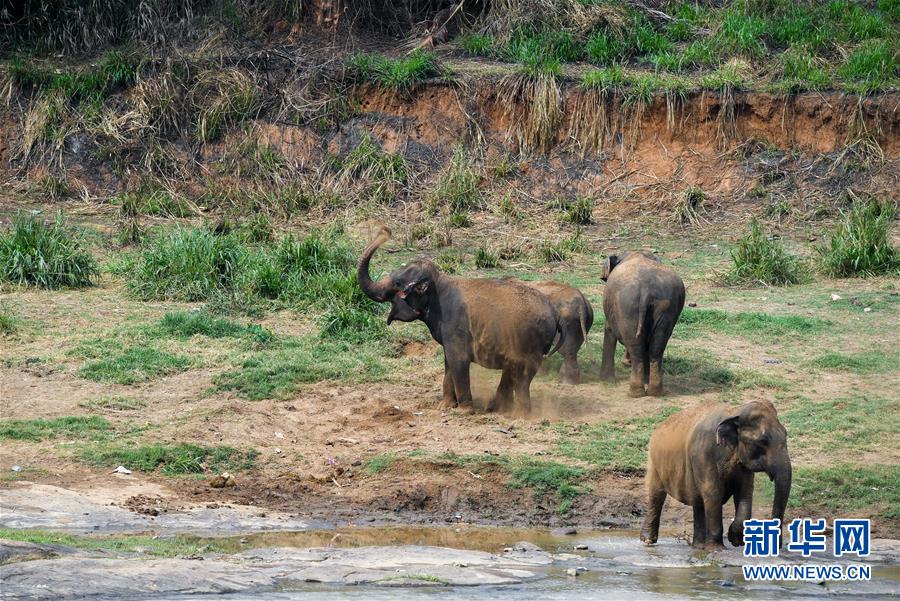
[358,227,563,417]
[599,250,685,397]
[640,400,792,550]
[527,281,593,385]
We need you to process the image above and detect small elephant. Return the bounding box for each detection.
[599,250,685,397]
[640,400,792,550]
[527,281,594,385]
[358,226,563,416]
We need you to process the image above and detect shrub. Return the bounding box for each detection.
[127,227,245,301]
[726,218,804,285]
[818,201,899,277]
[0,211,98,289]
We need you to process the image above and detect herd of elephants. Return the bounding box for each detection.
[356,226,792,550]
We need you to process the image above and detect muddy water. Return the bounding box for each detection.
[112,527,898,600]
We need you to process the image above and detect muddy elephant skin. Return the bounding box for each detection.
[358,226,563,416]
[599,250,685,397]
[640,400,792,550]
[527,281,593,385]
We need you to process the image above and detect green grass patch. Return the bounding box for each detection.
[78,443,257,475]
[78,347,191,385]
[7,49,141,103]
[0,416,110,441]
[0,211,98,289]
[0,528,231,558]
[665,348,787,395]
[677,308,828,340]
[510,460,588,514]
[838,39,897,91]
[114,185,194,218]
[817,200,899,278]
[427,144,482,216]
[363,453,396,475]
[346,50,441,90]
[726,218,805,286]
[212,338,388,400]
[158,311,273,343]
[811,351,900,375]
[759,464,900,520]
[557,408,680,472]
[0,301,18,335]
[781,396,899,455]
[538,231,586,263]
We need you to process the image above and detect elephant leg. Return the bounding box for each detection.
[728,477,753,547]
[628,345,646,397]
[702,492,725,550]
[449,358,473,410]
[489,367,515,412]
[640,469,666,545]
[692,504,707,548]
[511,365,536,418]
[559,352,580,385]
[440,357,458,409]
[647,320,675,396]
[599,326,617,381]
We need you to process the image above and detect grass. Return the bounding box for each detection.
[557,408,680,472]
[781,396,899,454]
[78,346,191,385]
[158,311,273,343]
[0,529,232,558]
[838,39,897,92]
[538,231,586,263]
[347,51,440,90]
[510,460,587,514]
[427,145,482,216]
[677,308,828,340]
[127,227,244,301]
[335,134,407,205]
[212,338,388,400]
[0,301,18,335]
[79,396,148,412]
[114,186,194,218]
[0,416,110,441]
[474,245,500,269]
[0,211,98,289]
[363,453,396,475]
[7,49,141,103]
[550,197,594,225]
[195,69,260,143]
[726,218,805,286]
[817,200,899,277]
[664,348,787,394]
[78,443,257,475]
[759,465,900,520]
[812,351,899,375]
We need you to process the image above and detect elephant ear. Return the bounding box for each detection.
[716,416,740,447]
[601,255,619,281]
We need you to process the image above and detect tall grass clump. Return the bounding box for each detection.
[818,201,899,277]
[0,211,98,289]
[726,218,804,286]
[427,145,483,215]
[333,134,407,205]
[128,227,244,301]
[346,51,440,90]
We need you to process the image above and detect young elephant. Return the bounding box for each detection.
[358,226,563,416]
[599,251,685,397]
[641,400,792,550]
[527,281,593,385]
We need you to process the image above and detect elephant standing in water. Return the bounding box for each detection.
[640,400,792,550]
[599,251,685,397]
[357,226,563,416]
[527,281,593,385]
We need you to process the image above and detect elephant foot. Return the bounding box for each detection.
[727,525,744,547]
[647,385,663,397]
[703,542,726,552]
[438,398,458,411]
[457,404,476,415]
[639,531,657,545]
[628,383,646,397]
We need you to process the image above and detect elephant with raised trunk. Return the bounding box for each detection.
[527,281,593,385]
[599,250,685,397]
[358,226,563,416]
[640,400,792,550]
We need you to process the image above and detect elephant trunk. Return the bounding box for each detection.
[770,457,792,524]
[357,226,395,302]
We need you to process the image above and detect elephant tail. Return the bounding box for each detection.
[578,302,589,347]
[635,293,650,339]
[546,315,566,357]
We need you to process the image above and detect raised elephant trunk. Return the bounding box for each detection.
[770,458,792,524]
[358,226,395,302]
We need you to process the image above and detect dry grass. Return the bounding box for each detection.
[499,71,562,154]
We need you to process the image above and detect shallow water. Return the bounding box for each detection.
[110,527,900,600]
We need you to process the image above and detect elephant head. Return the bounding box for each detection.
[601,250,661,281]
[716,400,792,523]
[357,226,441,324]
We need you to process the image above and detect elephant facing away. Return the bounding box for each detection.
[641,400,792,550]
[358,226,563,417]
[599,251,685,397]
[527,281,593,385]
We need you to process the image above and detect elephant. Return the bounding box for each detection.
[599,250,685,397]
[640,400,792,550]
[357,226,563,416]
[527,281,593,385]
